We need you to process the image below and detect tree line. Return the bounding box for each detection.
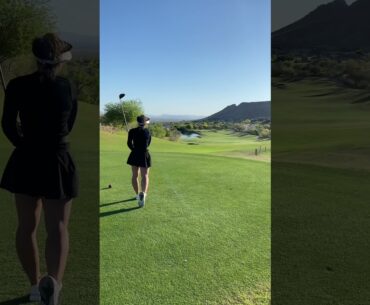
[272,53,370,90]
[101,100,271,140]
[0,1,98,105]
[100,100,183,141]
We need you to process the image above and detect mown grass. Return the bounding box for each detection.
[100,129,270,305]
[273,78,370,169]
[102,129,271,162]
[272,78,370,305]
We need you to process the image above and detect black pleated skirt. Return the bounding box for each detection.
[0,145,78,199]
[127,150,151,168]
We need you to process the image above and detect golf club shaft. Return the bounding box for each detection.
[120,98,129,132]
[0,63,7,91]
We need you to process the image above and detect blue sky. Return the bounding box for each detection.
[100,0,270,116]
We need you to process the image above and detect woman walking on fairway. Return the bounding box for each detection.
[0,33,78,305]
[127,115,151,207]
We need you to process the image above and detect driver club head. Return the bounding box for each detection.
[119,93,125,99]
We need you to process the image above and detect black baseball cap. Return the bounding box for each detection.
[137,115,150,125]
[32,33,72,65]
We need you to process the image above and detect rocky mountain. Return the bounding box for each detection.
[272,0,370,51]
[202,102,271,122]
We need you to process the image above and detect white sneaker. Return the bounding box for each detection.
[138,192,146,207]
[29,284,41,302]
[39,275,62,305]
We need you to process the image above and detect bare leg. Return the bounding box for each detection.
[131,166,139,194]
[43,198,72,284]
[14,194,42,285]
[140,167,150,194]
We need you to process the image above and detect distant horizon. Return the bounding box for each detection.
[149,99,271,117]
[101,100,271,117]
[149,113,205,117]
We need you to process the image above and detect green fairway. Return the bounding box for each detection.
[272,78,370,304]
[100,130,271,305]
[273,78,370,170]
[0,97,99,304]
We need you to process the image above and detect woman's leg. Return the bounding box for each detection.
[131,166,140,194]
[42,198,72,284]
[14,194,42,285]
[139,167,150,194]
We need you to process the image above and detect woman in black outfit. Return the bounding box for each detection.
[0,33,78,305]
[127,115,151,207]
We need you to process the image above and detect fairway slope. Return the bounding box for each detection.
[100,130,270,305]
[273,78,370,171]
[273,78,370,305]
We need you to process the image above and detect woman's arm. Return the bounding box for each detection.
[147,131,152,147]
[127,129,134,150]
[140,129,151,151]
[67,97,78,132]
[1,81,22,147]
[67,82,78,132]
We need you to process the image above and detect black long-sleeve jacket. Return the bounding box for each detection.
[127,127,151,152]
[1,72,77,148]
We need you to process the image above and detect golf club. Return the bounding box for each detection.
[119,93,129,132]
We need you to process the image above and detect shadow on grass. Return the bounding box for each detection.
[0,295,30,305]
[100,206,140,217]
[351,95,370,104]
[100,198,136,208]
[305,90,339,97]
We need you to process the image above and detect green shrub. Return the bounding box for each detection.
[258,128,271,139]
[167,129,181,141]
[148,123,166,138]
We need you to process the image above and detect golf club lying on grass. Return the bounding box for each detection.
[119,93,129,132]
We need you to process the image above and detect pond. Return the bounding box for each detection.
[180,132,201,140]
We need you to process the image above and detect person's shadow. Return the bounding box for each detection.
[0,295,30,305]
[99,197,140,217]
[100,206,140,217]
[100,197,136,208]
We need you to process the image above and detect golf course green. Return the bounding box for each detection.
[0,94,100,304]
[100,129,271,305]
[272,78,370,304]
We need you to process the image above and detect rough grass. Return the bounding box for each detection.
[100,130,270,305]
